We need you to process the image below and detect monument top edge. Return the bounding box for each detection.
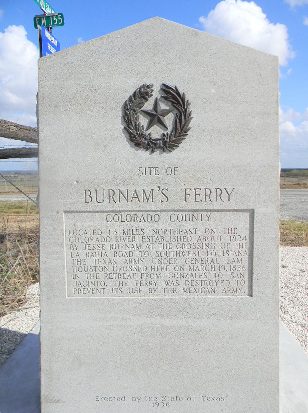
[38,16,279,64]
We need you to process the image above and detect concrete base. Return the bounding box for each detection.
[0,322,307,413]
[280,323,308,413]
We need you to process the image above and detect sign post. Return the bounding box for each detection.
[33,0,63,57]
[38,26,42,58]
[40,26,60,57]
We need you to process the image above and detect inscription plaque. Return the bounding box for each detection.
[64,210,253,298]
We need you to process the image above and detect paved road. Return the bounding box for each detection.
[281,189,308,221]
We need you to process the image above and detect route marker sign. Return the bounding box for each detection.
[34,13,64,29]
[41,26,60,56]
[34,0,55,14]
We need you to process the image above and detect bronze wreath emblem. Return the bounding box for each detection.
[123,83,192,152]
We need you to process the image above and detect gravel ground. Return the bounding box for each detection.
[280,246,308,353]
[0,283,39,366]
[0,247,306,366]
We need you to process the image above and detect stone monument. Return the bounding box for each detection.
[39,18,279,413]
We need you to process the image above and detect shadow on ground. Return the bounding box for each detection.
[0,324,40,413]
[0,328,27,366]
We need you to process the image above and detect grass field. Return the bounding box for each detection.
[0,171,38,195]
[281,168,308,189]
[0,201,37,215]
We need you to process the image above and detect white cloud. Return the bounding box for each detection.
[0,25,39,127]
[77,37,84,44]
[280,107,308,167]
[199,0,294,66]
[303,16,308,25]
[280,107,300,123]
[285,0,308,7]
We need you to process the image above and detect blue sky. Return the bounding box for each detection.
[0,0,308,170]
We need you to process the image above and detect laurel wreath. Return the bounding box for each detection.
[123,83,192,152]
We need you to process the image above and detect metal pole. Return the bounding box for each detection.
[38,26,42,57]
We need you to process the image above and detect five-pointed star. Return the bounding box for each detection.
[140,98,172,130]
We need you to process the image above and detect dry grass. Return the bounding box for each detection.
[0,202,39,317]
[280,179,308,189]
[0,201,37,215]
[280,220,308,247]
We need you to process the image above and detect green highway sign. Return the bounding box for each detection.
[34,13,64,29]
[33,0,55,14]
